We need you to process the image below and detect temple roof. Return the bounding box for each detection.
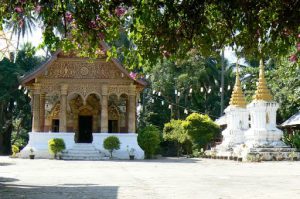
[281,111,300,127]
[229,62,247,108]
[20,41,146,87]
[253,59,273,101]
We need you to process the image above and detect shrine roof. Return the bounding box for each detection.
[20,42,147,87]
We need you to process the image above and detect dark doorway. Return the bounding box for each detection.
[108,120,118,133]
[78,116,93,143]
[52,119,60,132]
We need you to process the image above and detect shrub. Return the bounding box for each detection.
[182,113,220,150]
[11,145,19,157]
[103,136,121,158]
[138,125,161,159]
[48,138,66,159]
[283,132,300,150]
[163,120,189,157]
[292,134,300,150]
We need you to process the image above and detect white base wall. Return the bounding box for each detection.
[244,128,286,148]
[19,132,144,159]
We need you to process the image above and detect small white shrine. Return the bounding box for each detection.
[214,59,299,161]
[216,63,248,157]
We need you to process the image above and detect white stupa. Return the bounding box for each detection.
[244,60,285,147]
[240,59,298,161]
[216,63,249,156]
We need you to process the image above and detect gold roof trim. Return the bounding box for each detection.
[229,61,247,108]
[253,59,273,101]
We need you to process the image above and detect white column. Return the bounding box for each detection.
[59,84,68,132]
[32,83,41,132]
[101,85,108,133]
[128,84,136,133]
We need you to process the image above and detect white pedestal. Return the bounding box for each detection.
[19,132,144,159]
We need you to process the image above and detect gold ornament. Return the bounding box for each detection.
[253,59,273,101]
[229,61,247,108]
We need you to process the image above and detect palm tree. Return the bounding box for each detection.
[5,11,36,62]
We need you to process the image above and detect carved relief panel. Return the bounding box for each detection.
[45,60,125,79]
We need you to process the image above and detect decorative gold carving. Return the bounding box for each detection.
[229,62,247,108]
[46,61,122,79]
[108,86,130,96]
[108,105,119,120]
[253,59,273,101]
[80,67,89,76]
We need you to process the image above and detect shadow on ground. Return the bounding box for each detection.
[105,157,201,163]
[0,183,119,199]
[0,162,15,166]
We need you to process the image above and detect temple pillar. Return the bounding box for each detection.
[101,85,108,133]
[32,83,41,132]
[59,84,68,132]
[128,84,136,133]
[39,93,46,132]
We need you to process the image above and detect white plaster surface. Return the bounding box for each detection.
[19,132,144,159]
[1,157,300,199]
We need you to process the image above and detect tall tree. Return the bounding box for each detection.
[0,43,42,155]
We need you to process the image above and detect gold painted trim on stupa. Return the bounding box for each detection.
[229,61,247,108]
[253,59,273,101]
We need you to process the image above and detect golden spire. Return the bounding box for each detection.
[253,59,273,101]
[229,61,247,108]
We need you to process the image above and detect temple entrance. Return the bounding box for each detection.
[108,120,118,133]
[78,116,93,143]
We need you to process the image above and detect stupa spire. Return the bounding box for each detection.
[253,59,273,101]
[229,61,247,108]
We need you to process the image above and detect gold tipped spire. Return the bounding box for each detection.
[253,59,273,101]
[229,61,247,108]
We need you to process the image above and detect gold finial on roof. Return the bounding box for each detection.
[253,59,273,101]
[229,60,247,108]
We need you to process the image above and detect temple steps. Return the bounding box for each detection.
[62,143,104,160]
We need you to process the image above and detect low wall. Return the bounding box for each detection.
[93,133,144,159]
[19,132,144,159]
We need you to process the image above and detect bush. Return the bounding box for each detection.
[292,134,300,150]
[103,136,121,158]
[11,145,19,157]
[138,125,161,159]
[283,132,300,150]
[48,138,66,159]
[163,120,189,157]
[182,113,220,150]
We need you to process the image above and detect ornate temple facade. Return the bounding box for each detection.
[19,50,145,159]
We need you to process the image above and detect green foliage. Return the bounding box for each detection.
[139,54,234,131]
[138,125,161,159]
[11,145,19,156]
[163,120,189,156]
[103,136,121,158]
[0,43,43,155]
[182,113,220,149]
[282,132,300,150]
[1,1,299,67]
[48,138,66,158]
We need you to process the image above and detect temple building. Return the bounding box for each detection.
[19,47,145,160]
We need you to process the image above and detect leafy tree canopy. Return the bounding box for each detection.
[1,1,300,67]
[182,113,220,149]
